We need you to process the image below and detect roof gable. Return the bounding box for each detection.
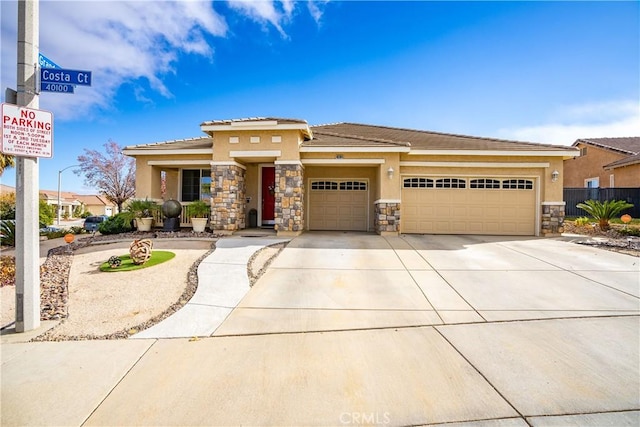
[573,137,640,155]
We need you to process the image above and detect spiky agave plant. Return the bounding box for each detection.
[576,199,634,231]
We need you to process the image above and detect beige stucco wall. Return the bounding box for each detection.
[134,154,212,200]
[244,164,259,218]
[212,130,303,161]
[609,164,640,187]
[563,144,630,188]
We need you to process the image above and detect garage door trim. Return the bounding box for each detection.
[400,173,540,236]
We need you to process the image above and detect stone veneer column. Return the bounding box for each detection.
[211,164,246,233]
[374,200,401,235]
[274,163,304,235]
[541,202,565,236]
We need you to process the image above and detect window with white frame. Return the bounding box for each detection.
[584,177,599,188]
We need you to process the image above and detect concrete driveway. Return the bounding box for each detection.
[215,232,639,335]
[3,232,639,426]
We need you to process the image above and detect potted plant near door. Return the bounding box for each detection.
[187,199,210,232]
[126,198,159,232]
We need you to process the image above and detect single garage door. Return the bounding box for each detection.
[402,177,536,235]
[309,180,368,231]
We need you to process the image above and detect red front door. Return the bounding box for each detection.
[261,167,275,225]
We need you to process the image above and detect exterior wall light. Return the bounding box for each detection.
[551,170,559,182]
[387,167,394,179]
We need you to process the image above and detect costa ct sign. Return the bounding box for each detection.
[40,68,92,86]
[1,103,54,158]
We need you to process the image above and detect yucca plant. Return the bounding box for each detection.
[576,199,634,231]
[0,220,16,246]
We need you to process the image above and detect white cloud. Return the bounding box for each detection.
[307,0,330,23]
[227,0,292,37]
[497,100,640,146]
[1,1,327,121]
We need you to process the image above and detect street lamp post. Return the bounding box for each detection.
[57,165,80,226]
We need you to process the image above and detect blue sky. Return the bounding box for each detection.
[1,0,638,193]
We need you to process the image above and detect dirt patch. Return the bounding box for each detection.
[563,222,640,257]
[34,243,213,341]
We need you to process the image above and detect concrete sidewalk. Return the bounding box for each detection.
[1,232,638,426]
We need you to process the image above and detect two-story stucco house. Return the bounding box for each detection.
[563,137,640,188]
[123,117,578,237]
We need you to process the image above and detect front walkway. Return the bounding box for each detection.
[133,236,288,339]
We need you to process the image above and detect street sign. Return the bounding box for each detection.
[1,103,53,158]
[40,82,75,94]
[37,53,75,93]
[38,53,61,69]
[40,68,92,86]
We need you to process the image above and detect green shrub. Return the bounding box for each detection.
[0,192,15,220]
[98,213,134,235]
[42,229,71,239]
[619,228,640,237]
[38,200,55,228]
[0,221,16,246]
[69,226,86,234]
[574,216,590,226]
[576,199,634,231]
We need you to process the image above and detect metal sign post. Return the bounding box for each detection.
[14,0,40,332]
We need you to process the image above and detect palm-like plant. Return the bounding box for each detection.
[0,154,15,176]
[576,199,634,231]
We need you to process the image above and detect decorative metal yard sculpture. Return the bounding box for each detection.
[129,239,153,265]
[107,256,122,268]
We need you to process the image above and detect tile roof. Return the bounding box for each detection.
[304,130,411,147]
[123,137,213,151]
[604,153,640,170]
[308,122,571,151]
[74,194,112,206]
[573,137,640,155]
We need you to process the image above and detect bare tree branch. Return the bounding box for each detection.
[75,140,135,212]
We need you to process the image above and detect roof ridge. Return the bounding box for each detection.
[134,136,212,148]
[201,117,308,125]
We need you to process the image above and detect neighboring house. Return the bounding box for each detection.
[73,194,115,217]
[40,190,82,218]
[1,185,115,218]
[123,117,578,237]
[564,137,640,188]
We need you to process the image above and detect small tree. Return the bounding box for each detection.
[76,140,135,212]
[576,199,634,231]
[0,192,16,220]
[39,199,55,228]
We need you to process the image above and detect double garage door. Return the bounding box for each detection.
[309,180,368,231]
[402,177,536,236]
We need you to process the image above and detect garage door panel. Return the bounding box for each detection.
[309,180,368,231]
[402,177,536,236]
